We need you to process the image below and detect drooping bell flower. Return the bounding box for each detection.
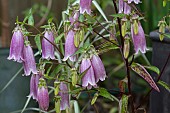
[131,18,147,54]
[23,41,38,76]
[42,30,55,60]
[128,0,140,4]
[91,54,106,83]
[80,0,92,15]
[37,78,49,111]
[119,0,131,14]
[58,82,70,110]
[63,30,78,62]
[29,74,41,100]
[80,58,97,89]
[69,11,80,29]
[8,26,24,63]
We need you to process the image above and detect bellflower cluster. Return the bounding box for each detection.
[80,54,106,89]
[42,30,55,60]
[119,0,131,14]
[58,82,70,110]
[131,15,147,54]
[37,78,49,111]
[80,0,92,15]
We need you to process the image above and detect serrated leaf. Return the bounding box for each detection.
[91,93,99,105]
[92,0,108,22]
[144,65,160,75]
[158,80,170,93]
[131,63,160,92]
[98,88,115,101]
[119,95,128,113]
[34,34,41,54]
[110,13,126,18]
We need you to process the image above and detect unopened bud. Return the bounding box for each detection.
[71,68,78,86]
[121,18,127,37]
[158,20,166,41]
[123,36,130,59]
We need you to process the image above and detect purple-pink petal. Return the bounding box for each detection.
[91,55,106,83]
[29,74,41,100]
[8,29,24,63]
[37,86,49,111]
[63,30,78,62]
[80,0,92,15]
[23,44,38,76]
[131,22,147,54]
[118,0,131,14]
[128,0,140,4]
[42,31,55,60]
[80,58,97,89]
[59,82,70,110]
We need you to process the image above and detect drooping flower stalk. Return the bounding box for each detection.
[23,41,38,76]
[80,58,97,89]
[63,30,78,62]
[91,54,106,83]
[42,30,55,60]
[131,16,147,54]
[8,26,24,63]
[80,0,92,15]
[29,73,41,100]
[58,82,70,110]
[37,78,49,111]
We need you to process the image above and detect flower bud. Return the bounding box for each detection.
[158,20,166,41]
[80,58,97,89]
[37,78,49,111]
[23,41,38,76]
[42,30,55,60]
[80,0,92,15]
[63,30,78,62]
[8,26,24,63]
[71,68,78,86]
[123,36,130,59]
[121,18,127,37]
[59,82,70,110]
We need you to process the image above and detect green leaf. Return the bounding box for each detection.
[73,101,80,113]
[91,93,99,105]
[79,14,85,22]
[73,47,85,55]
[110,13,126,18]
[55,33,64,44]
[131,63,160,92]
[34,34,41,55]
[158,80,170,93]
[144,65,160,75]
[119,95,128,113]
[92,0,108,22]
[50,64,65,77]
[164,33,170,39]
[98,88,115,101]
[28,15,34,26]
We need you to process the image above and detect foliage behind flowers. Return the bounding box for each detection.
[7,0,170,113]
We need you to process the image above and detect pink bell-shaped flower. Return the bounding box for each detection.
[37,78,49,111]
[59,82,70,110]
[8,26,24,63]
[131,21,147,54]
[42,30,55,60]
[80,0,92,15]
[29,74,41,100]
[63,30,78,62]
[23,41,38,76]
[119,0,131,14]
[91,54,106,83]
[80,58,97,89]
